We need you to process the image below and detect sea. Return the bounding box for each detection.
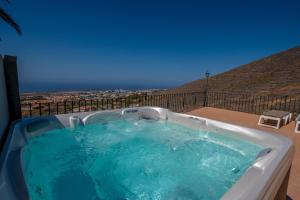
[19,82,171,93]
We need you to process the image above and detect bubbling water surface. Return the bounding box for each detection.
[22,119,262,200]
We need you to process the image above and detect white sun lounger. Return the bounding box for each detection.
[258,110,292,129]
[295,114,300,133]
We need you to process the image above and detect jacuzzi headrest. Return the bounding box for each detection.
[25,118,64,137]
[83,111,122,125]
[122,108,161,121]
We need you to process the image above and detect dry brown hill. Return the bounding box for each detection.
[172,46,300,96]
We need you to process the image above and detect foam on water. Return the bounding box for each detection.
[22,119,262,200]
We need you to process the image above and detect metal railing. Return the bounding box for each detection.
[21,92,300,119]
[21,92,205,117]
[207,92,300,119]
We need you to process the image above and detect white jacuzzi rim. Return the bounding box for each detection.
[0,107,294,200]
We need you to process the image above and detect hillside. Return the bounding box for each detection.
[172,46,300,96]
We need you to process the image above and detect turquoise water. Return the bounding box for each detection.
[22,119,262,200]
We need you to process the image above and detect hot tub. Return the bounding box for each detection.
[0,107,294,200]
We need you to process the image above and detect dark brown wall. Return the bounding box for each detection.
[0,56,10,146]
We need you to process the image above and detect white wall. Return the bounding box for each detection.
[0,56,9,141]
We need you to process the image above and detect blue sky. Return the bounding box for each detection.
[1,0,300,92]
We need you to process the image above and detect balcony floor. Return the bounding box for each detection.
[187,107,300,200]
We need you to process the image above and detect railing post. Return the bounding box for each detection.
[39,103,42,116]
[182,94,185,111]
[271,96,274,110]
[258,96,262,114]
[266,96,270,110]
[71,101,74,113]
[287,97,292,113]
[251,96,255,113]
[167,96,170,109]
[90,99,92,111]
[48,103,51,115]
[284,96,288,111]
[29,104,32,116]
[79,100,81,112]
[292,99,296,115]
[203,91,207,107]
[203,71,210,107]
[138,95,141,107]
[262,96,265,111]
[64,101,67,113]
